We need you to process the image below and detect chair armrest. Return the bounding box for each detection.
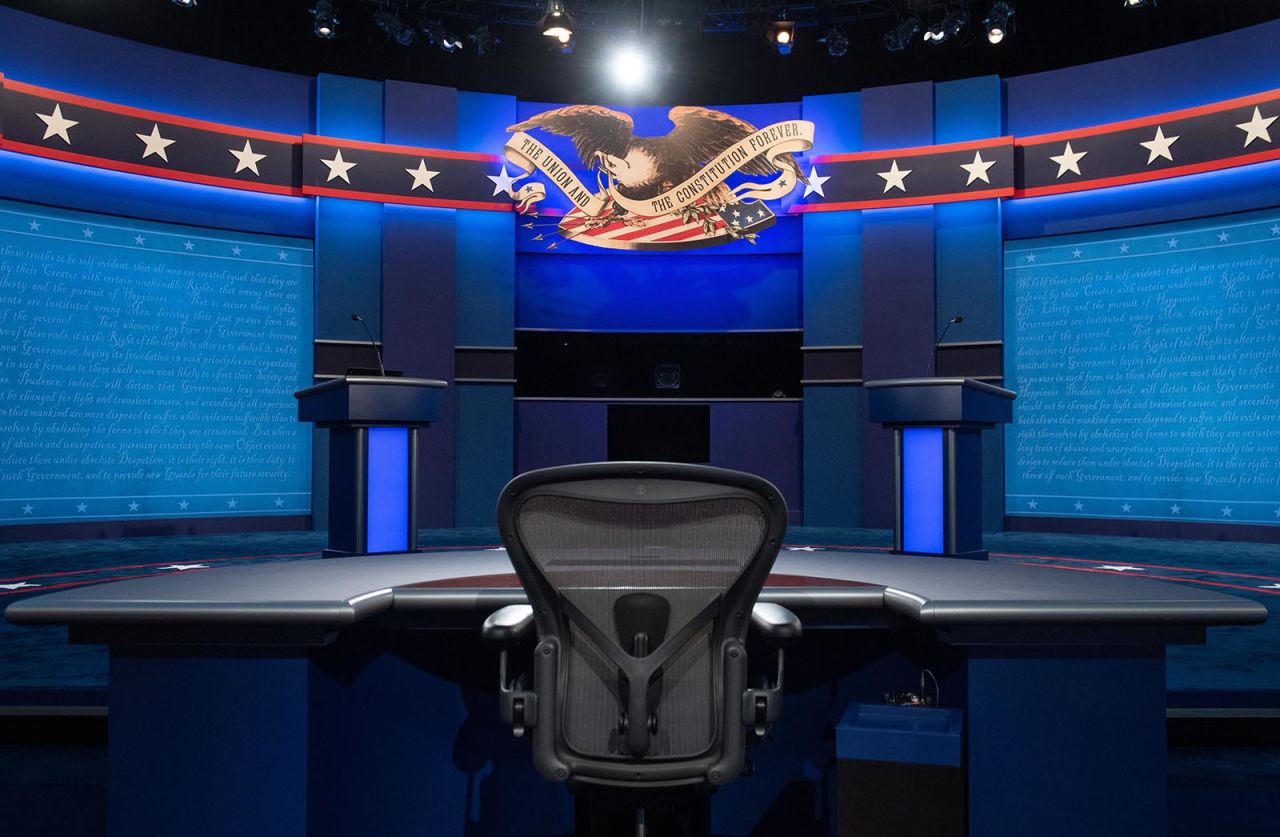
[481,604,535,645]
[750,602,802,642]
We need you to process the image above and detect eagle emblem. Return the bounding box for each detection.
[498,105,815,251]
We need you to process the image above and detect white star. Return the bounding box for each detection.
[159,564,209,572]
[960,150,997,186]
[134,234,146,245]
[1139,126,1179,165]
[877,159,911,193]
[1271,224,1280,236]
[183,240,195,251]
[1097,565,1143,573]
[231,246,242,256]
[1221,506,1233,517]
[1121,503,1133,513]
[1236,106,1276,147]
[277,250,288,261]
[229,139,266,176]
[405,159,440,192]
[76,502,88,513]
[28,219,40,231]
[1027,500,1038,510]
[802,166,830,198]
[1274,506,1280,518]
[136,124,176,162]
[1119,243,1131,253]
[1073,501,1084,511]
[274,497,284,507]
[82,228,94,239]
[128,501,140,512]
[1217,231,1229,242]
[178,500,190,510]
[0,582,39,591]
[1072,248,1083,258]
[784,546,823,552]
[1260,583,1280,590]
[1025,253,1037,264]
[1049,142,1087,178]
[321,149,357,183]
[487,165,517,196]
[1170,504,1181,515]
[36,104,78,144]
[227,498,238,509]
[732,210,741,219]
[1167,238,1179,248]
[21,503,34,515]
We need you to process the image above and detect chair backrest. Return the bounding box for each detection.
[497,461,787,789]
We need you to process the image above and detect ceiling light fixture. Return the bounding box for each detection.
[311,1,338,39]
[540,1,574,42]
[983,2,1014,44]
[884,17,920,52]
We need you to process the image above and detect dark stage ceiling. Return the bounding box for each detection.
[2,1,1279,105]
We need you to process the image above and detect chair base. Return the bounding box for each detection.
[573,785,713,837]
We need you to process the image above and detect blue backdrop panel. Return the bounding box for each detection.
[802,386,863,527]
[517,252,801,331]
[0,198,313,525]
[514,401,607,474]
[1004,206,1280,527]
[710,402,802,523]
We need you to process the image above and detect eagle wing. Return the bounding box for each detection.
[507,105,635,169]
[665,106,806,182]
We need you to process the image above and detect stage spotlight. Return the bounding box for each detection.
[883,17,920,52]
[983,2,1014,44]
[438,30,465,53]
[374,10,415,46]
[609,44,651,92]
[821,25,849,58]
[171,0,197,7]
[923,8,969,45]
[311,1,338,39]
[767,20,797,55]
[1124,0,1156,7]
[470,25,499,56]
[540,0,574,42]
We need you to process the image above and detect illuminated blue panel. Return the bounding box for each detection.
[902,428,944,554]
[366,427,410,553]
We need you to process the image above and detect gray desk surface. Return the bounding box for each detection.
[5,550,1266,642]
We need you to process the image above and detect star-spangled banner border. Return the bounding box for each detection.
[2,73,1280,212]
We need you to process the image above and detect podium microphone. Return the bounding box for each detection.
[350,313,386,377]
[930,315,963,376]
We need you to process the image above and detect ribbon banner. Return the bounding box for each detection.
[501,116,815,251]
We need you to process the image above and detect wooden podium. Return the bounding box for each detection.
[295,376,446,556]
[865,377,1015,560]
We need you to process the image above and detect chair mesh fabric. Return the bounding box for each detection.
[517,491,767,760]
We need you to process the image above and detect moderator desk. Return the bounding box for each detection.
[7,551,1266,837]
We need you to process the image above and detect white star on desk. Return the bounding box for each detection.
[1097,565,1143,573]
[1260,583,1280,590]
[28,219,40,231]
[134,234,145,245]
[21,503,34,515]
[1121,503,1133,513]
[183,240,195,251]
[321,149,357,183]
[227,499,238,509]
[1170,504,1182,515]
[1236,106,1276,148]
[229,139,266,176]
[1027,500,1038,510]
[1050,142,1087,178]
[803,166,830,198]
[1073,501,1085,511]
[0,582,39,591]
[785,546,823,552]
[159,564,209,572]
[1221,506,1233,517]
[76,502,88,513]
[877,159,911,193]
[1167,238,1179,249]
[960,150,996,186]
[274,497,285,507]
[136,123,176,162]
[1139,126,1179,165]
[405,159,440,192]
[1072,248,1083,258]
[37,103,78,144]
[178,500,190,510]
[487,165,517,197]
[128,501,140,512]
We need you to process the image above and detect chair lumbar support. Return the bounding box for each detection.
[483,604,538,737]
[744,602,802,735]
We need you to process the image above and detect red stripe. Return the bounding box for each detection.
[610,216,692,241]
[790,186,1013,213]
[577,220,631,237]
[302,183,512,211]
[0,551,321,585]
[1017,88,1280,145]
[0,569,213,597]
[5,79,301,143]
[653,224,716,243]
[1014,147,1280,197]
[0,140,304,196]
[812,135,1014,164]
[1014,562,1280,596]
[302,133,499,162]
[995,552,1280,584]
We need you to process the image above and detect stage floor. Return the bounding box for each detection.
[1,526,1277,704]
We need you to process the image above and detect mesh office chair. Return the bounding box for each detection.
[483,462,800,836]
